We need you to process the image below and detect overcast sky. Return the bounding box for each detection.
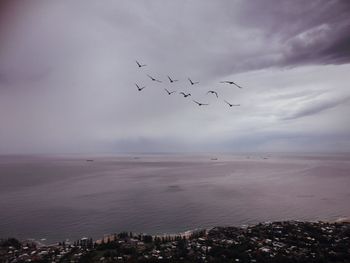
[0,0,350,154]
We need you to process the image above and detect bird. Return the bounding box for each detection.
[147,74,162,83]
[164,88,176,95]
[167,76,178,83]
[188,78,199,85]
[179,92,191,98]
[135,83,146,91]
[220,81,243,89]
[207,90,218,98]
[135,60,146,68]
[224,100,240,107]
[193,100,209,106]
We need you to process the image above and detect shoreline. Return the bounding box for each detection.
[93,216,350,244]
[2,219,350,262]
[3,216,350,246]
[0,217,350,246]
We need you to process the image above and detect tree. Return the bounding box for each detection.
[143,235,153,243]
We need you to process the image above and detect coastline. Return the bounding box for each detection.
[95,216,350,245]
[2,219,350,262]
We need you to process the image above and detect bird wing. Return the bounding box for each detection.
[207,91,218,97]
[167,76,172,82]
[224,100,231,105]
[180,92,185,95]
[193,100,200,105]
[136,60,141,66]
[135,84,140,89]
[233,82,243,88]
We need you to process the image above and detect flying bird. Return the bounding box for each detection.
[224,100,240,107]
[188,78,199,85]
[179,92,191,98]
[135,60,146,68]
[135,83,146,91]
[167,76,178,83]
[193,100,209,106]
[164,88,176,95]
[207,90,218,98]
[220,81,243,89]
[147,74,162,83]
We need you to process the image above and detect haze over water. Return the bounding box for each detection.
[0,153,349,243]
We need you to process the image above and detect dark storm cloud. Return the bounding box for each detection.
[282,24,350,67]
[1,0,349,84]
[227,0,350,71]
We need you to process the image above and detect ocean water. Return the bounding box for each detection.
[0,153,349,243]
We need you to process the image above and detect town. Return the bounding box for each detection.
[1,221,349,262]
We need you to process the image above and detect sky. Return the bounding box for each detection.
[0,0,350,154]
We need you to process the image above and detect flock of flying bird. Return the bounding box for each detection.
[135,60,243,108]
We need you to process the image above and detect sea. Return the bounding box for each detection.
[0,153,349,243]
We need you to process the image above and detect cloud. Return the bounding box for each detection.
[0,0,349,153]
[216,0,350,73]
[281,95,350,120]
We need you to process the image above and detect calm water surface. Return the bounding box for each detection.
[0,153,349,243]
